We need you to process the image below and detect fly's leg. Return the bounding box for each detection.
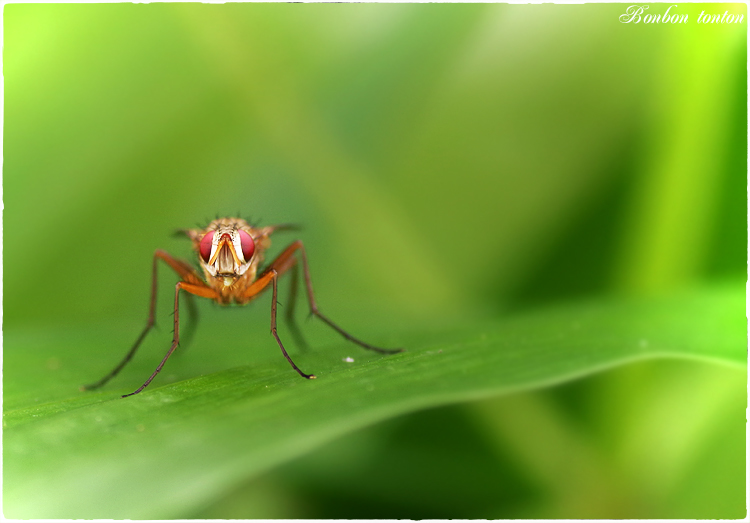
[271,270,315,379]
[82,251,161,391]
[294,242,402,354]
[122,282,217,398]
[83,250,206,392]
[240,267,314,378]
[248,241,403,357]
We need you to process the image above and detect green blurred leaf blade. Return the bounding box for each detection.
[3,283,744,518]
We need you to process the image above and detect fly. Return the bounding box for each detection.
[83,217,403,398]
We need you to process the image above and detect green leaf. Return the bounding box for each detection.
[3,283,744,518]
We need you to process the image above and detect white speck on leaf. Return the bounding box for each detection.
[343,357,354,363]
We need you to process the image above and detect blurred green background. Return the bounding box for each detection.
[4,3,746,518]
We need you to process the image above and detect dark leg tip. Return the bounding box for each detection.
[372,346,404,354]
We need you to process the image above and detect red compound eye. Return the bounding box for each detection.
[199,231,215,262]
[238,229,255,262]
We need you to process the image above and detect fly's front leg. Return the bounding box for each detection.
[241,266,315,379]
[83,250,206,392]
[123,281,217,398]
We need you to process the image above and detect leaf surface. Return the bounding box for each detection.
[3,283,744,518]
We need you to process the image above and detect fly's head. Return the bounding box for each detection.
[186,218,269,288]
